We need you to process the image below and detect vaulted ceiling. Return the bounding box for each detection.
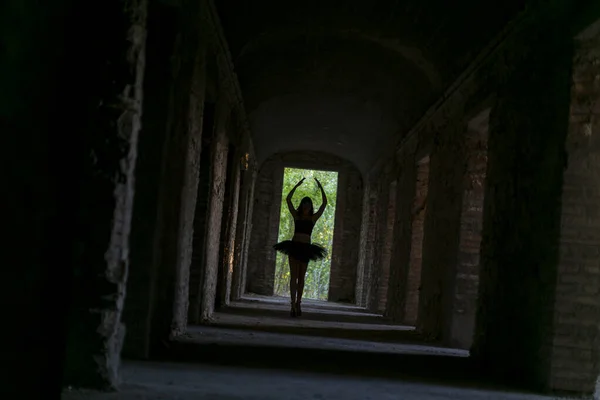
[216,0,526,173]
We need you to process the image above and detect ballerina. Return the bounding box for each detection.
[273,178,328,317]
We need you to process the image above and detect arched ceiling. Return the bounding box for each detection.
[216,0,526,173]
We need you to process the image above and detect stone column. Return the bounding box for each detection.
[4,0,145,394]
[445,117,489,350]
[247,161,284,296]
[367,174,392,312]
[220,152,242,305]
[62,0,147,389]
[377,180,398,313]
[417,122,466,340]
[123,0,178,359]
[199,96,231,321]
[548,29,600,394]
[231,158,252,301]
[355,183,371,307]
[471,24,573,391]
[240,167,258,297]
[385,139,418,322]
[360,186,380,307]
[143,2,206,350]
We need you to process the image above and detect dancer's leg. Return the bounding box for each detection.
[288,257,299,316]
[296,262,308,316]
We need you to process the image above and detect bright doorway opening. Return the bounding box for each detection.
[273,167,339,300]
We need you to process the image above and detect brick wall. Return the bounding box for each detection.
[371,3,594,394]
[224,152,242,305]
[355,182,371,307]
[549,31,600,393]
[376,181,397,312]
[471,22,574,390]
[405,157,430,325]
[240,168,258,297]
[247,151,363,303]
[418,118,469,341]
[366,176,392,311]
[246,160,284,295]
[361,192,379,306]
[385,137,418,321]
[447,121,488,349]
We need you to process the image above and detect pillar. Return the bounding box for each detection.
[219,148,242,306]
[240,167,258,297]
[62,0,147,389]
[122,0,178,359]
[548,24,600,394]
[142,1,206,352]
[3,0,146,394]
[417,122,466,340]
[367,174,392,311]
[198,96,231,321]
[385,139,418,322]
[471,19,573,391]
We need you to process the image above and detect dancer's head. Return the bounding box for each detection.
[298,196,314,216]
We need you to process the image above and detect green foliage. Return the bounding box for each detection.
[273,168,339,300]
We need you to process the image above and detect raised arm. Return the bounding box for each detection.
[312,178,328,222]
[287,178,305,217]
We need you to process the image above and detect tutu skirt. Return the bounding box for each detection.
[273,240,327,263]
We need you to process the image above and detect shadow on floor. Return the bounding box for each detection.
[140,295,548,396]
[156,340,549,396]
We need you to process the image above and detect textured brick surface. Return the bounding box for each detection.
[199,98,231,321]
[247,151,363,302]
[188,103,215,323]
[170,32,207,337]
[447,121,488,349]
[354,182,372,307]
[239,169,258,298]
[365,175,392,311]
[549,33,600,393]
[247,161,284,296]
[231,162,257,301]
[406,157,430,325]
[363,194,379,307]
[384,138,418,321]
[417,121,466,342]
[216,144,241,308]
[125,0,256,355]
[471,16,574,391]
[62,0,148,389]
[376,181,397,312]
[128,1,207,355]
[123,1,177,359]
[373,3,595,395]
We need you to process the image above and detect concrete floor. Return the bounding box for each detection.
[62,295,585,399]
[62,361,574,400]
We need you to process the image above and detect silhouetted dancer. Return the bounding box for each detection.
[273,177,328,317]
